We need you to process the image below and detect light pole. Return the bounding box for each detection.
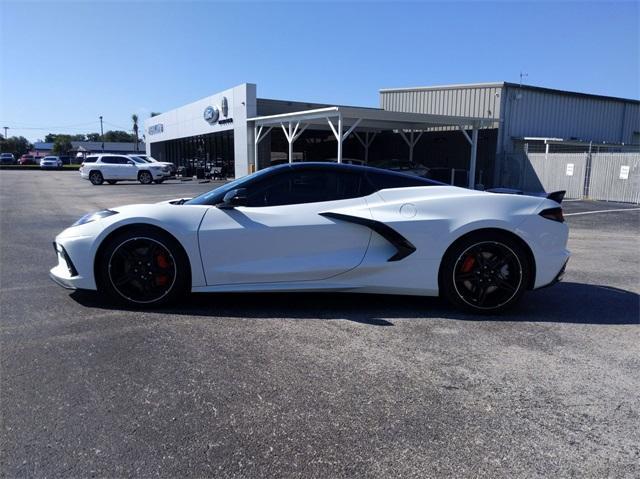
[99,116,104,152]
[3,126,7,139]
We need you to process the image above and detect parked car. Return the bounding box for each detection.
[50,162,570,313]
[0,153,16,165]
[80,154,171,185]
[18,154,36,165]
[128,155,177,177]
[40,156,63,169]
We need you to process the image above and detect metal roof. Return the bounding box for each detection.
[248,106,496,130]
[380,82,639,104]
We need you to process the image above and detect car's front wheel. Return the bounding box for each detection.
[138,171,153,185]
[89,171,104,185]
[97,228,190,307]
[440,232,531,314]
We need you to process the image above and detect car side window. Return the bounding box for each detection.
[246,170,365,207]
[367,170,436,190]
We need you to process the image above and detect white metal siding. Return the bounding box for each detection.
[380,86,502,119]
[502,85,640,145]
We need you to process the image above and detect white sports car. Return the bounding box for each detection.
[50,163,570,313]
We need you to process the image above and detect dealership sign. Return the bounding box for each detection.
[204,105,220,124]
[148,124,164,135]
[204,98,232,125]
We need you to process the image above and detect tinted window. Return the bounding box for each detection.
[86,156,99,163]
[247,170,365,207]
[102,156,129,164]
[367,170,437,190]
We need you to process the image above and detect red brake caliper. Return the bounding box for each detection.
[461,255,475,273]
[155,253,170,286]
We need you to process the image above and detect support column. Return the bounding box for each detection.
[288,122,293,163]
[337,115,343,163]
[399,130,424,164]
[469,127,478,189]
[354,131,377,163]
[254,125,272,172]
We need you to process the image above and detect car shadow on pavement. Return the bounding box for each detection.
[69,281,639,326]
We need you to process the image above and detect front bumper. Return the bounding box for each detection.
[49,236,97,290]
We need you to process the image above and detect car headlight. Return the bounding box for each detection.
[72,209,118,227]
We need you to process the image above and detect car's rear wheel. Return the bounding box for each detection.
[89,171,104,185]
[97,228,189,307]
[107,180,117,185]
[440,232,531,314]
[138,171,153,185]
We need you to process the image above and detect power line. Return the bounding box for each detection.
[0,120,100,129]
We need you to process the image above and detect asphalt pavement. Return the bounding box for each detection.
[1,171,639,478]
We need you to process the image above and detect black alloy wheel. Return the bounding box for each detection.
[441,233,531,313]
[97,228,190,307]
[89,171,104,185]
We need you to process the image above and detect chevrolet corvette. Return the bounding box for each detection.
[50,162,569,313]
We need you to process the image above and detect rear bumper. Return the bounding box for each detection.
[535,257,569,290]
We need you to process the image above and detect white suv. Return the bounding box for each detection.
[80,154,170,185]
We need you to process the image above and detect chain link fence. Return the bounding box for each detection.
[501,141,640,203]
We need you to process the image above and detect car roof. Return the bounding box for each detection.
[269,161,444,184]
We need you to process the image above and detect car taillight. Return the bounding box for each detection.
[539,207,564,223]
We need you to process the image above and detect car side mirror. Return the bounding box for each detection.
[217,188,248,209]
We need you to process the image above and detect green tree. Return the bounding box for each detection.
[52,135,73,156]
[1,136,32,157]
[103,130,135,142]
[131,114,139,151]
[86,133,101,142]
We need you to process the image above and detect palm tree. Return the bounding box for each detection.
[131,113,139,151]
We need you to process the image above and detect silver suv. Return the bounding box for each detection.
[79,154,170,185]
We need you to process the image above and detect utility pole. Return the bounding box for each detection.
[99,116,104,152]
[3,126,8,139]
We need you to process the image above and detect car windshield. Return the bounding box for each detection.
[184,166,279,206]
[129,157,146,164]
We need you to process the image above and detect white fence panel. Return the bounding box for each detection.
[588,152,640,203]
[524,152,587,199]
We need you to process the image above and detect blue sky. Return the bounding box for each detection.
[1,0,638,142]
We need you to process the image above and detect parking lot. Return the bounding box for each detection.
[1,170,638,478]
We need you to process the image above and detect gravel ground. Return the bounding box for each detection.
[1,171,638,478]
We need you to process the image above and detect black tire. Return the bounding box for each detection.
[96,227,190,307]
[89,170,104,185]
[107,180,117,185]
[154,179,164,184]
[138,171,153,185]
[439,231,531,314]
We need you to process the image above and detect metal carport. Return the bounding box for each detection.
[248,106,495,189]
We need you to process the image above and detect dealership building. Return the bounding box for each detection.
[145,82,639,189]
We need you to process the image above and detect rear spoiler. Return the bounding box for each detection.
[486,188,566,204]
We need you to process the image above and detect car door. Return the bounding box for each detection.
[98,156,119,179]
[116,156,138,179]
[198,168,373,286]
